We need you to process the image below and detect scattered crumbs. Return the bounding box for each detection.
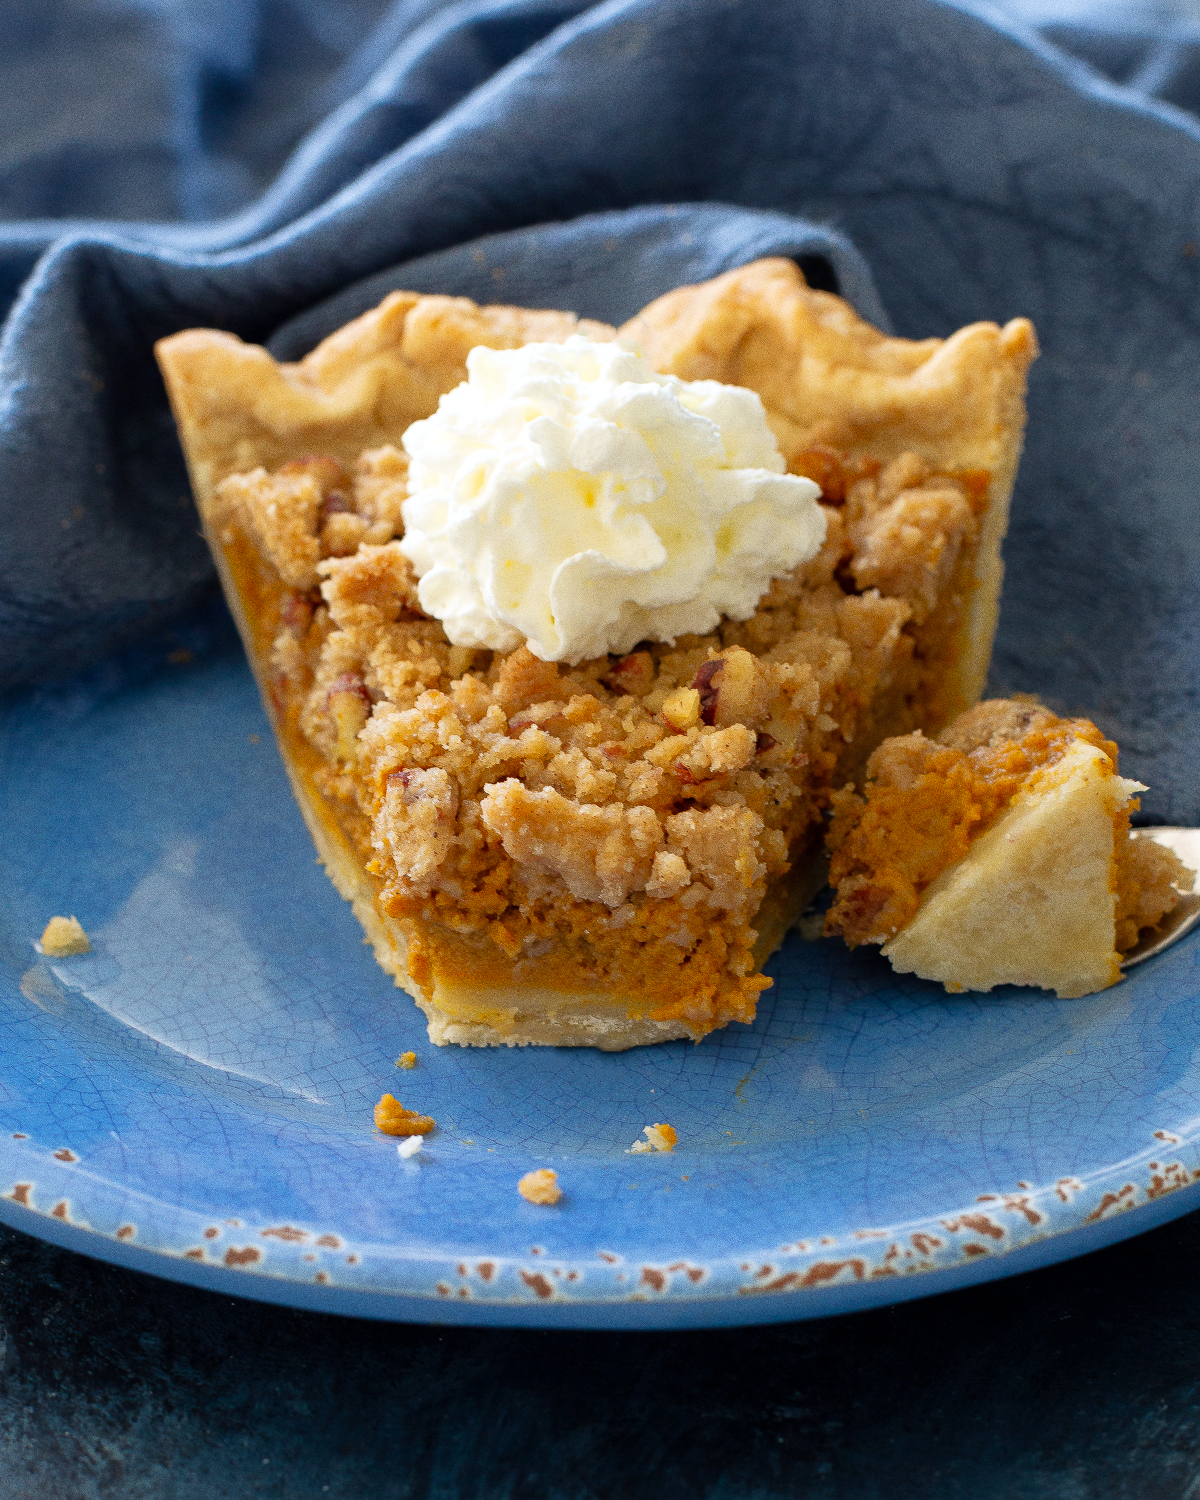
[629,1123,677,1154]
[518,1169,562,1206]
[396,1051,417,1070]
[681,1175,689,1181]
[39,916,90,957]
[460,1139,474,1145]
[167,648,193,665]
[249,733,260,744]
[397,1136,423,1160]
[373,1094,435,1136]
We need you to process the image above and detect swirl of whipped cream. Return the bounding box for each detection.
[399,336,825,663]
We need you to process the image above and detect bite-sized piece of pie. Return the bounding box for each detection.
[824,699,1194,998]
[155,258,1037,1048]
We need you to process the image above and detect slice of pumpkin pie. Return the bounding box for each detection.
[155,258,1036,1047]
[825,698,1193,997]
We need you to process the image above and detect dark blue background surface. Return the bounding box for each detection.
[6,0,1200,1492]
[8,0,1200,822]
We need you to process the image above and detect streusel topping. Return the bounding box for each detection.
[215,436,983,1028]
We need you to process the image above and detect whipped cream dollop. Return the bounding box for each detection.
[399,336,826,663]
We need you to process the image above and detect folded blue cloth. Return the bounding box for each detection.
[4,0,1200,819]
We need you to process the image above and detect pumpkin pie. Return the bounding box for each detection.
[155,258,1037,1046]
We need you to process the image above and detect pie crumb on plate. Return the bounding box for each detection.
[517,1168,563,1205]
[373,1093,436,1135]
[629,1124,678,1153]
[38,915,90,957]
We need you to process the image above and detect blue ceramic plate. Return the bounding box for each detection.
[2,602,1200,1330]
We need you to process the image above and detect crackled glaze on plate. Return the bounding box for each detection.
[2,613,1200,1329]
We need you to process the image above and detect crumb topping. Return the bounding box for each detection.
[216,435,984,1033]
[843,452,981,624]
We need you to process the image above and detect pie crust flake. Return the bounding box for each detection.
[156,258,1037,1047]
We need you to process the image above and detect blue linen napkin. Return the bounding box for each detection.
[4,0,1200,819]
